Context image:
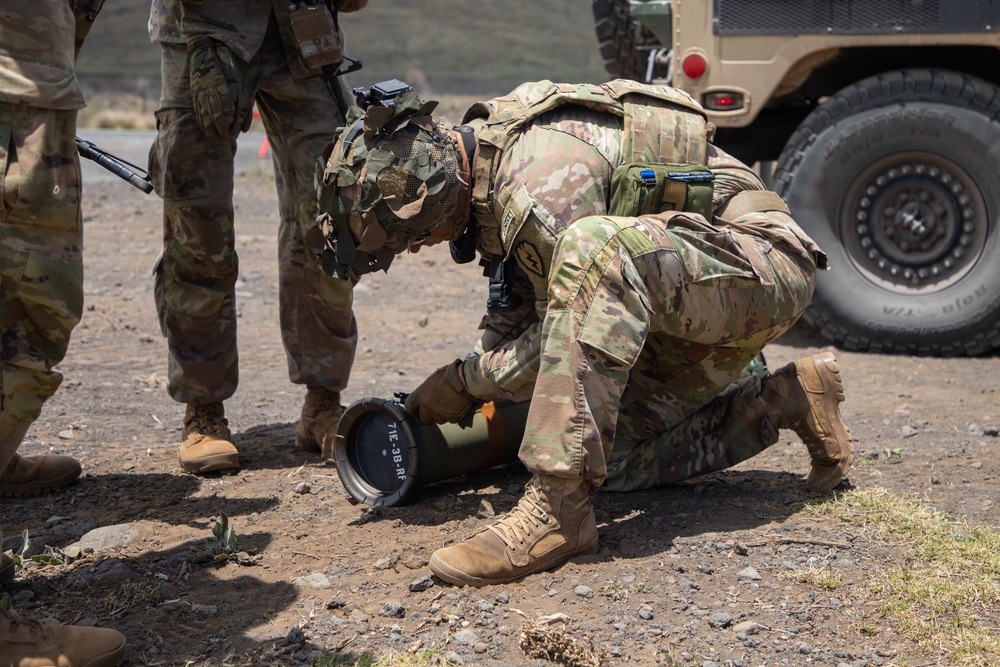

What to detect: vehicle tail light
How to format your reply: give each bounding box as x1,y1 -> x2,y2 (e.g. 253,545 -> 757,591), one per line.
681,53 -> 707,80
703,91 -> 745,111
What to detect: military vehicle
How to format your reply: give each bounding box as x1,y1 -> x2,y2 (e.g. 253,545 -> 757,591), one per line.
593,0 -> 1000,356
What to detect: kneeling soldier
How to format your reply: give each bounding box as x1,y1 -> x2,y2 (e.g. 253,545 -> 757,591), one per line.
316,80 -> 855,587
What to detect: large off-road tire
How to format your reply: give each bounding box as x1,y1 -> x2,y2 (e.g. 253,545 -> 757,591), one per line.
592,0 -> 663,81
774,69 -> 1000,356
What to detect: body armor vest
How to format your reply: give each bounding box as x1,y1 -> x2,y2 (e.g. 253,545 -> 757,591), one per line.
461,79 -> 712,226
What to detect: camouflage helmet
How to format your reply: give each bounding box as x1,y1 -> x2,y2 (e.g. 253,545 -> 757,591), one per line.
315,89 -> 471,281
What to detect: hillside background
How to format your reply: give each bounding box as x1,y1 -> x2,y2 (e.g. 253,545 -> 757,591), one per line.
79,0 -> 609,103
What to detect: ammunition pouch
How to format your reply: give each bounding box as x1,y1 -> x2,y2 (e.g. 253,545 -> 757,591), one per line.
608,163 -> 715,222
280,1 -> 362,79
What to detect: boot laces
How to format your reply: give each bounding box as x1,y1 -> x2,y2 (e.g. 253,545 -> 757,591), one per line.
1,609 -> 50,640
186,405 -> 229,439
489,482 -> 551,552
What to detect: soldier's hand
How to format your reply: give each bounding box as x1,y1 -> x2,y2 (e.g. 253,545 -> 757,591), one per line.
187,36 -> 253,139
404,360 -> 477,424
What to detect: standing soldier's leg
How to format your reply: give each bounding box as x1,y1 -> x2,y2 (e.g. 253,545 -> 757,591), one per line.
148,42 -> 245,473
255,24 -> 356,459
0,104 -> 83,496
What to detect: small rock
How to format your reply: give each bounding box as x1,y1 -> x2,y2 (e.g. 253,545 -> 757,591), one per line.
293,572 -> 332,589
69,524 -> 139,552
11,590 -> 34,606
476,599 -> 495,613
444,652 -> 464,666
708,612 -> 732,629
58,430 -> 74,440
797,642 -> 812,654
477,499 -> 495,519
737,567 -> 762,581
348,608 -> 369,623
638,604 -> 654,620
403,555 -> 427,570
473,642 -> 488,654
284,626 -> 306,646
380,602 -> 405,618
970,461 -> 983,469
732,620 -> 759,635
189,603 -> 219,617
373,556 -> 396,570
326,597 -> 347,609
293,482 -> 312,494
573,585 -> 594,599
495,592 -> 510,604
452,629 -> 478,645
900,425 -> 918,438
409,576 -> 434,592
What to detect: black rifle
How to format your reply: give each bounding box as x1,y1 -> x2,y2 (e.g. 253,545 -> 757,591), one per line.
75,137 -> 153,194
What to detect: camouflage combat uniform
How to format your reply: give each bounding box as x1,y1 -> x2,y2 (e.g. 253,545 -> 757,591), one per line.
147,0 -> 357,406
458,81 -> 827,491
0,0 -> 103,461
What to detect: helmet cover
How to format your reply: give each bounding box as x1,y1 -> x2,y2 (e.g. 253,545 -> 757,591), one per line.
315,90 -> 470,280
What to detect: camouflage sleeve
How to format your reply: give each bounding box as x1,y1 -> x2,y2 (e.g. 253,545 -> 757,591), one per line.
706,143 -> 767,210
707,143 -> 829,269
463,320 -> 543,404
73,0 -> 105,57
461,261 -> 542,401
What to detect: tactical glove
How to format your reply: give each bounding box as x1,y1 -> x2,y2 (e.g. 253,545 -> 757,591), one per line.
187,36 -> 252,139
405,360 -> 477,424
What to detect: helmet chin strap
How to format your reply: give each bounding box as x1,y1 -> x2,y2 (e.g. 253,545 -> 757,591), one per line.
449,125 -> 478,264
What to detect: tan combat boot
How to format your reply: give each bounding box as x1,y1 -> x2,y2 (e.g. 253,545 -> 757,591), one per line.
179,403 -> 239,474
0,454 -> 81,498
0,607 -> 126,667
429,475 -> 599,587
762,351 -> 855,492
295,387 -> 344,459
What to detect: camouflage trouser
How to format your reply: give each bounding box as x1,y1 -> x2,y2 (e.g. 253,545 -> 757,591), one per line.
148,19 -> 356,405
519,213 -> 816,491
0,102 -> 82,462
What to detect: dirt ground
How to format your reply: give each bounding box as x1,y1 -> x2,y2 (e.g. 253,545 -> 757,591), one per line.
2,159 -> 998,667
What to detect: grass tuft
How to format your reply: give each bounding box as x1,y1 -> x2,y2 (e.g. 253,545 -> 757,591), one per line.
802,487 -> 1000,666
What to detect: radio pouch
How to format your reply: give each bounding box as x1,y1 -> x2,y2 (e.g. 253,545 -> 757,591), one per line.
608,163 -> 714,222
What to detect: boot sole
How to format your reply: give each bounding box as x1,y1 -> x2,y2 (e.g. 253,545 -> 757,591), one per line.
0,460 -> 82,498
802,352 -> 854,492
180,453 -> 240,474
428,535 -> 600,588
86,634 -> 127,667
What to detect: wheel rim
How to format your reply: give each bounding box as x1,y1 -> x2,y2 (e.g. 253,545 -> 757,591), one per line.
840,152 -> 988,293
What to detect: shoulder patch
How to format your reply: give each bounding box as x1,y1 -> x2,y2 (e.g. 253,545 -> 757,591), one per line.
514,241 -> 545,278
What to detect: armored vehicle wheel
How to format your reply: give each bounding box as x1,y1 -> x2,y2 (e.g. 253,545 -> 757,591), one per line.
774,69 -> 1000,356
592,0 -> 664,81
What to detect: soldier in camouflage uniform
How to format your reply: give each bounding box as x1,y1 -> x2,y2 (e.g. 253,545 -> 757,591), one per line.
147,0 -> 369,474
317,81 -> 855,586
0,1 -> 128,663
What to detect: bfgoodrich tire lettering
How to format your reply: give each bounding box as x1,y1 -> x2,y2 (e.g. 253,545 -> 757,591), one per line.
774,69 -> 1000,356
